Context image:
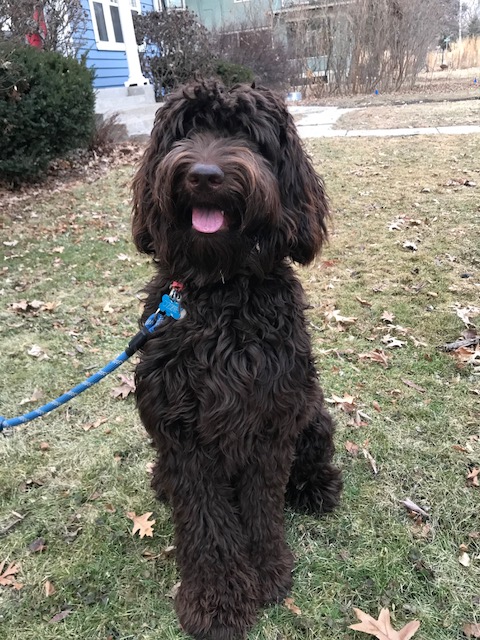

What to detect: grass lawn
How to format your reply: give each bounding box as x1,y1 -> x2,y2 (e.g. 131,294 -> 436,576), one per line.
333,99 -> 480,130
1,134 -> 479,640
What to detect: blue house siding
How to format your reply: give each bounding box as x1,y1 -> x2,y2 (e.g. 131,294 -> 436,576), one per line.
78,0 -> 155,89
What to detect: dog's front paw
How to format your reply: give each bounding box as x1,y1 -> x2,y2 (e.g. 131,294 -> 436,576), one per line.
257,551 -> 294,605
175,579 -> 258,640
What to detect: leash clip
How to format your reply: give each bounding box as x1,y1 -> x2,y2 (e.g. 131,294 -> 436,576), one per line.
158,282 -> 185,320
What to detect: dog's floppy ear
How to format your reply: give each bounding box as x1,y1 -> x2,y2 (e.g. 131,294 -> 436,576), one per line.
277,114 -> 329,265
132,88 -> 193,255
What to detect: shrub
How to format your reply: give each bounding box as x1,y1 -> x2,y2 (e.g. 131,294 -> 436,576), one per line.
213,24 -> 290,90
215,60 -> 254,87
0,43 -> 95,183
134,10 -> 215,98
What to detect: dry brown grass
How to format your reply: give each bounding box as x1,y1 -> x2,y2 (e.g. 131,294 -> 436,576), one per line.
0,134 -> 479,640
333,99 -> 480,130
427,37 -> 480,71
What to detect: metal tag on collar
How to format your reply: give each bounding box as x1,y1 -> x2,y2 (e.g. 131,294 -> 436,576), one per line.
158,282 -> 185,320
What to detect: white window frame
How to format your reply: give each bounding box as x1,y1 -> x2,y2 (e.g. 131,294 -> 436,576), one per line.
166,0 -> 186,9
89,0 -> 132,51
234,0 -> 251,3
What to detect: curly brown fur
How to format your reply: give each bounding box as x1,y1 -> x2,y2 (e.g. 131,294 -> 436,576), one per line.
132,80 -> 342,640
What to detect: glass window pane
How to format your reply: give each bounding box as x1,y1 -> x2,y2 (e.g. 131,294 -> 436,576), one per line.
93,2 -> 108,41
110,5 -> 124,43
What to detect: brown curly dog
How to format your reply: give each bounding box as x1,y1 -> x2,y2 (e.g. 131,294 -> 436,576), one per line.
132,80 -> 342,640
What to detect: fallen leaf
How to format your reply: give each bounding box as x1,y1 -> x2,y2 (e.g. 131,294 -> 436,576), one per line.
111,374 -> 135,399
467,468 -> 479,488
349,607 -> 420,639
39,442 -> 50,451
453,345 -> 480,367
320,260 -> 337,268
44,580 -> 56,597
382,334 -> 406,349
381,310 -> 395,323
358,350 -> 390,368
356,296 -> 372,307
325,309 -> 358,326
167,580 -> 182,599
400,499 -> 429,519
372,401 -> 381,412
402,379 -> 426,393
28,537 -> 46,553
28,344 -> 49,359
127,511 -> 155,538
163,544 -> 176,557
82,416 -> 108,432
284,597 -> 302,616
104,503 -> 116,513
459,552 -> 471,567
325,394 -> 357,413
362,446 -> 378,475
19,388 -> 44,405
49,609 -> 72,623
0,560 -> 23,590
345,440 -> 360,457
463,622 -> 480,637
455,306 -> 480,327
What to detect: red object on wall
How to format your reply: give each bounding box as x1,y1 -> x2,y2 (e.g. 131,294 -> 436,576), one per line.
26,6 -> 47,48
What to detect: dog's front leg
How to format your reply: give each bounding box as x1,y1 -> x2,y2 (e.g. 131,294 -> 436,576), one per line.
236,439 -> 295,605
169,451 -> 260,640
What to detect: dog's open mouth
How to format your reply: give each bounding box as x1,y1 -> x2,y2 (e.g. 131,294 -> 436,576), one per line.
191,207 -> 226,234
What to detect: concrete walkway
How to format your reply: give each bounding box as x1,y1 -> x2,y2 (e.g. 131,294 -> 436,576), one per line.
290,106 -> 480,139
108,102 -> 480,140
291,105 -> 480,139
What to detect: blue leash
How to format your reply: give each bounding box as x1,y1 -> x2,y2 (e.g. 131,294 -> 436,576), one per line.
0,284 -> 184,434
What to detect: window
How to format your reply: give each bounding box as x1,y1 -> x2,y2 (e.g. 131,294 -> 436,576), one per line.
130,0 -> 141,14
89,0 -> 127,50
165,0 -> 186,9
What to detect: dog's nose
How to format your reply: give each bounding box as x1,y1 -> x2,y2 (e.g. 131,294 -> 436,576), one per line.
187,163 -> 224,190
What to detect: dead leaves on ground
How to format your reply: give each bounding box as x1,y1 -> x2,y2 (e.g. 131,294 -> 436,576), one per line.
9,299 -> 60,315
127,511 -> 155,539
111,374 -> 135,399
0,560 -> 23,590
284,597 -> 302,616
350,607 -> 420,640
444,314 -> 480,372
466,468 -> 479,488
358,349 -> 390,368
344,438 -> 378,475
464,623 -> 480,638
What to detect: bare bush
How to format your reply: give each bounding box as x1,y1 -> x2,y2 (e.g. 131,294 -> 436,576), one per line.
213,21 -> 290,89
0,0 -> 87,56
134,9 -> 215,98
286,0 -> 454,96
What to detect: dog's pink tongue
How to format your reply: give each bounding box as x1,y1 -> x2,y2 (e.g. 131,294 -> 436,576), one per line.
192,208 -> 225,233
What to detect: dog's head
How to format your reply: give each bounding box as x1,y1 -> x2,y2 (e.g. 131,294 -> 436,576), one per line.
133,80 -> 329,285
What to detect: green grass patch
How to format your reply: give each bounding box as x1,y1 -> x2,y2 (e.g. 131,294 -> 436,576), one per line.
1,136 -> 479,639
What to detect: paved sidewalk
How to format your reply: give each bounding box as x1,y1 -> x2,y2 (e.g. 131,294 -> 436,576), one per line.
108,102 -> 480,140
291,105 -> 480,139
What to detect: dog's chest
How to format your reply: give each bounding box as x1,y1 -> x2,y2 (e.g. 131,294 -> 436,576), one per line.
137,274 -> 314,443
